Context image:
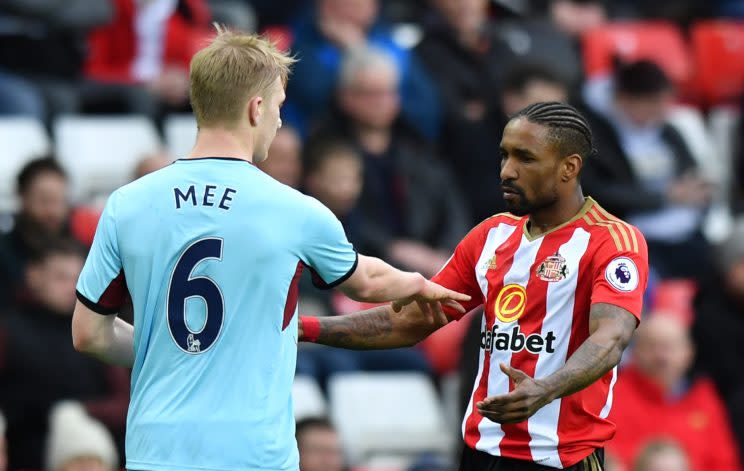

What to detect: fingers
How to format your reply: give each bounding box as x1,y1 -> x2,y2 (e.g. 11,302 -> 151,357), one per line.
431,301 -> 450,326
443,299 -> 466,314
500,362 -> 529,383
439,286 -> 472,302
422,281 -> 471,302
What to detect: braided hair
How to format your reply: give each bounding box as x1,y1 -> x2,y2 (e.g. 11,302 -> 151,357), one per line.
512,102 -> 594,160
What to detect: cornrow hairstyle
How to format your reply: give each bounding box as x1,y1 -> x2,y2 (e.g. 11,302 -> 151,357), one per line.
513,101 -> 594,160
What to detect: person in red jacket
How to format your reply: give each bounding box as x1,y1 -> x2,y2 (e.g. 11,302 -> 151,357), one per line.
608,313 -> 742,471
84,0 -> 211,114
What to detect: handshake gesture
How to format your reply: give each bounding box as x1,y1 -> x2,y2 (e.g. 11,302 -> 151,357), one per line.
391,277 -> 471,325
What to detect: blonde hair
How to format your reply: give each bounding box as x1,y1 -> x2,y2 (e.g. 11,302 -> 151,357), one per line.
189,25 -> 296,128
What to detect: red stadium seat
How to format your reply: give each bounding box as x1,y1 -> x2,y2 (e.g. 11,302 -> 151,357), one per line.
649,279 -> 698,326
582,21 -> 692,87
261,25 -> 294,53
690,21 -> 744,106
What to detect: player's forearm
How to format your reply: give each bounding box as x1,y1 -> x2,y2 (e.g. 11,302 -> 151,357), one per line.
305,306 -> 430,350
349,256 -> 426,302
77,317 -> 135,368
537,329 -> 627,401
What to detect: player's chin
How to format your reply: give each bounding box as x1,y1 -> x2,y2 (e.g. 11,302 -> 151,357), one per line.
504,201 -> 530,217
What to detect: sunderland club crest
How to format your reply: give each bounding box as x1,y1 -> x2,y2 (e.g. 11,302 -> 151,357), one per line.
536,252 -> 568,282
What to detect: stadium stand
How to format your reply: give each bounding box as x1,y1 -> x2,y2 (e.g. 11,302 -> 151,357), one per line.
54,115 -> 161,203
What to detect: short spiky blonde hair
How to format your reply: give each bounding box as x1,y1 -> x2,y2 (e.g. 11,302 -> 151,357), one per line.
189,25 -> 296,128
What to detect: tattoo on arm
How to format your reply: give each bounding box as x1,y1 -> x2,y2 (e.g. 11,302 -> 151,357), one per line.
316,306 -> 396,349
539,303 -> 637,401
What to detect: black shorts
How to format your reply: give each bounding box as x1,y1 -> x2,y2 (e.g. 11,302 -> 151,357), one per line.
459,446 -> 604,471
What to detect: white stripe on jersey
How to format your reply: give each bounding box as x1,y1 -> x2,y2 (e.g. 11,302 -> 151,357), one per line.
599,366 -> 618,419
462,224 -> 517,440
477,232 -> 543,456
527,228 -> 591,468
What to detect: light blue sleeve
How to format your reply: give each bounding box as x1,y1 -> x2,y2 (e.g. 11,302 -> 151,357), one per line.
76,193 -> 127,314
300,197 -> 358,289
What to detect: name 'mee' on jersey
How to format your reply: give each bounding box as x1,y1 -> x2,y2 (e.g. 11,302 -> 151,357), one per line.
75,157 -> 358,471
432,197 -> 649,469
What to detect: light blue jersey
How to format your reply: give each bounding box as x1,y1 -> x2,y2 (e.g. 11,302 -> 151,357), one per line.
76,157 -> 358,471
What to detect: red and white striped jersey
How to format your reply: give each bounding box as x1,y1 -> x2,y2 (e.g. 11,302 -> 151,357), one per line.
432,197 -> 648,469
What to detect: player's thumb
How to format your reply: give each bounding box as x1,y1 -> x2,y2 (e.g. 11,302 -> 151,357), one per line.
500,362 -> 528,383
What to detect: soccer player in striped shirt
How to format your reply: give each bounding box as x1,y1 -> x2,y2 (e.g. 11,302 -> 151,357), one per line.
300,102 -> 649,470
71,29 -> 469,471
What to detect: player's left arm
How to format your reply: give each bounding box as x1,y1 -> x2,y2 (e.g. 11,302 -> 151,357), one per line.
477,303 -> 637,424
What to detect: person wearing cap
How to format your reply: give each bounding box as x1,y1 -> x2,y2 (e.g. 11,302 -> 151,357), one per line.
45,402 -> 118,471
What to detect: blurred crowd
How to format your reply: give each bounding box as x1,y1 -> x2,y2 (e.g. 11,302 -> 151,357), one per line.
1,0 -> 744,470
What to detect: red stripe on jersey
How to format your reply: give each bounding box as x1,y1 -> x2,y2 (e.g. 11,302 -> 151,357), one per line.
498,229 -> 575,460
464,225 -> 524,449
556,220 -> 612,467
282,261 -> 304,331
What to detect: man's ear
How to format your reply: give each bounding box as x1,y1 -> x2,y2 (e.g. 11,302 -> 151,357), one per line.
248,96 -> 263,126
561,154 -> 583,182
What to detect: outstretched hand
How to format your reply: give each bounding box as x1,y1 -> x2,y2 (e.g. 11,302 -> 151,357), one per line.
476,363 -> 554,424
391,279 -> 470,313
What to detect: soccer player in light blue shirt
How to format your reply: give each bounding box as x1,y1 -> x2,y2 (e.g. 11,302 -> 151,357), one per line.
72,29 -> 468,471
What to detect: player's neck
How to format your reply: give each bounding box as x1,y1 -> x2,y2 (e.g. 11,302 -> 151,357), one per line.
527,190 -> 586,238
189,128 -> 255,163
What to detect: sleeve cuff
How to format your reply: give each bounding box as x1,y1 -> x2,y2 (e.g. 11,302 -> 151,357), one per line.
76,290 -> 119,315
310,252 -> 359,290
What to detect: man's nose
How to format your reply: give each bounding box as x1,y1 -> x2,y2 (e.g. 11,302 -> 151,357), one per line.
500,157 -> 518,182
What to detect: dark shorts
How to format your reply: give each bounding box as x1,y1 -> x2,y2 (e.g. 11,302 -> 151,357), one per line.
459,446 -> 604,471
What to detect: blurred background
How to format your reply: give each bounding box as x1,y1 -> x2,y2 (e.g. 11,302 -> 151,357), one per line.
1,0 -> 744,470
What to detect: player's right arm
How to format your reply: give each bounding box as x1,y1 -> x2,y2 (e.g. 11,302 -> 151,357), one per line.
337,254 -> 468,308
300,197 -> 470,307
72,192 -> 135,368
300,220 -> 486,349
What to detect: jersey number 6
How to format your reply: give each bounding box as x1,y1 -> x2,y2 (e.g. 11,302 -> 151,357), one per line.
167,237 -> 225,354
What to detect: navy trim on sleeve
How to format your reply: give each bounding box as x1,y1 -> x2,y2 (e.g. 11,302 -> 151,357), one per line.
310,252 -> 359,290
76,290 -> 119,315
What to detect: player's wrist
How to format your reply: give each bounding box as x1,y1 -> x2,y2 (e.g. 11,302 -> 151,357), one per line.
299,315 -> 321,342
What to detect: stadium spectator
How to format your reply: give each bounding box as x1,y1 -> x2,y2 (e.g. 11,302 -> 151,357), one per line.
45,402 -> 118,471
581,60 -> 713,279
0,240 -> 129,471
133,151 -> 173,180
310,46 -> 469,277
0,157 -> 75,309
693,219 -> 744,452
547,0 -> 608,39
0,0 -> 114,122
415,1 -> 515,224
296,417 -> 345,471
84,0 -> 212,120
633,440 -> 690,471
257,126 -> 303,189
608,314 -> 742,471
284,0 -> 441,138
303,138 -> 364,243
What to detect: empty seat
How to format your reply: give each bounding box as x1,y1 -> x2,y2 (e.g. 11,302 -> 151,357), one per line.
54,115 -> 161,203
582,21 -> 692,86
691,21 -> 744,106
163,114 -> 198,159
329,373 -> 453,465
0,117 -> 51,212
293,375 -> 327,422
